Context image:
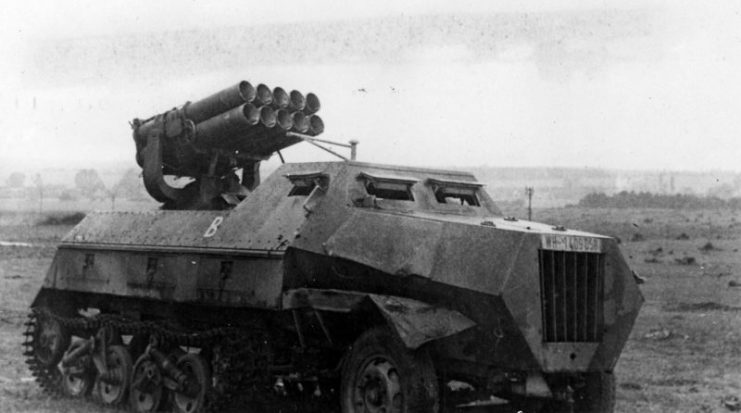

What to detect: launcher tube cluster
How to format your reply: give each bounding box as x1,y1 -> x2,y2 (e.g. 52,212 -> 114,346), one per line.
132,80 -> 323,178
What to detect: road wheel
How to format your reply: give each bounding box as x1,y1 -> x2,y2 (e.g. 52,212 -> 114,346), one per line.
340,327 -> 439,413
130,354 -> 164,413
573,372 -> 615,413
95,344 -> 133,406
172,353 -> 211,413
61,341 -> 94,398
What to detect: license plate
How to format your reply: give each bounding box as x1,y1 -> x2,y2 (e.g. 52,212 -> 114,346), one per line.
541,235 -> 602,253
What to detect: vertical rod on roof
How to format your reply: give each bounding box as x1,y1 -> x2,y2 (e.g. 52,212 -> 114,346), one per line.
350,140 -> 358,161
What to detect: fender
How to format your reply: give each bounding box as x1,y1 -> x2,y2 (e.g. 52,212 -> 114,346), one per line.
282,288 -> 476,349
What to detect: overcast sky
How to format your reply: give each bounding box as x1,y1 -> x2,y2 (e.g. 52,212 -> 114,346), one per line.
1,0 -> 740,172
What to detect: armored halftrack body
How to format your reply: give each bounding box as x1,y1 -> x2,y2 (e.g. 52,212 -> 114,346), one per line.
25,81 -> 643,413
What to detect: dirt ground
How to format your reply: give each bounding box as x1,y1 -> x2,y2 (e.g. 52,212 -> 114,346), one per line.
0,207 -> 739,412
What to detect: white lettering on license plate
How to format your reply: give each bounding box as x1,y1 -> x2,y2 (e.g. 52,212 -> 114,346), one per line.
541,235 -> 602,253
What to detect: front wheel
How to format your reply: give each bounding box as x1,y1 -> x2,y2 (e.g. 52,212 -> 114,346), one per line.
340,327 -> 439,413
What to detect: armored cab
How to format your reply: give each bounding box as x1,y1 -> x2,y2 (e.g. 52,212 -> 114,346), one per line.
24,80 -> 643,413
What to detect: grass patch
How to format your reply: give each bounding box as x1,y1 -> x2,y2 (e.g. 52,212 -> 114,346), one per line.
36,212 -> 85,226
664,302 -> 741,312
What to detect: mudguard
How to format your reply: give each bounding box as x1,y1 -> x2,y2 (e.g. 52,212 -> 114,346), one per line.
282,288 -> 476,349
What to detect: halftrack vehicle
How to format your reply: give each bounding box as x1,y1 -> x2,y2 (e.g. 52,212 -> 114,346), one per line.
24,80 -> 643,412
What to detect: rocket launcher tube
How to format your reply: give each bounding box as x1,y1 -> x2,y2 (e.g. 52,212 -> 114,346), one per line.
230,105 -> 277,144
307,115 -> 324,135
291,112 -> 310,133
240,109 -> 297,155
193,104 -> 261,148
259,105 -> 277,128
289,90 -> 306,111
275,109 -> 294,131
254,84 -> 274,106
304,92 -> 321,115
248,110 -> 296,154
272,87 -> 290,109
184,81 -> 256,124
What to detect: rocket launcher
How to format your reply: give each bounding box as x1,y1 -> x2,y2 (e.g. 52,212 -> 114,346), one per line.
131,81 -> 323,210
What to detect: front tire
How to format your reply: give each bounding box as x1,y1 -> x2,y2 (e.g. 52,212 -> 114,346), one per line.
340,327 -> 439,413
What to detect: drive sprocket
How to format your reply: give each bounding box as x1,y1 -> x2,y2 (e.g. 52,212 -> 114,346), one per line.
22,309 -> 68,395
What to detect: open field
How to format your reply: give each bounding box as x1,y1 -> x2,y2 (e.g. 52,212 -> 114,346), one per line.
0,207 -> 739,412
531,207 -> 741,413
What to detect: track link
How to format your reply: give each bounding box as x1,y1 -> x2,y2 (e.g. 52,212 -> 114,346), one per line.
23,311 -> 64,396
23,307 -> 268,412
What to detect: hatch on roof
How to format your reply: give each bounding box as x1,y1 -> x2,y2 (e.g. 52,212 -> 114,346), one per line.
284,171 -> 328,196
426,178 -> 482,207
357,172 -> 417,201
357,172 -> 418,185
284,171 -> 328,182
425,178 -> 483,189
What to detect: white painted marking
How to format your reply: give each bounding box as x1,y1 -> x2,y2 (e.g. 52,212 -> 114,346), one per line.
203,216 -> 224,238
541,235 -> 602,253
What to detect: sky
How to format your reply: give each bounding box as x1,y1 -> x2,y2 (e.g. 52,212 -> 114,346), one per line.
1,0 -> 741,173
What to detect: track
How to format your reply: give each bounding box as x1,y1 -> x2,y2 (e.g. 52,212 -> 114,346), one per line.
23,311 -> 64,396
22,307 -> 275,413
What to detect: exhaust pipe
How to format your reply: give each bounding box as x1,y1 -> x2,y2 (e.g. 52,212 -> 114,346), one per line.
272,87 -> 290,109
193,104 -> 260,147
184,81 -> 256,124
304,92 -> 320,115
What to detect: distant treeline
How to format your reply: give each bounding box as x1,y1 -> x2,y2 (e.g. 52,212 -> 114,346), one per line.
577,191 -> 741,209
